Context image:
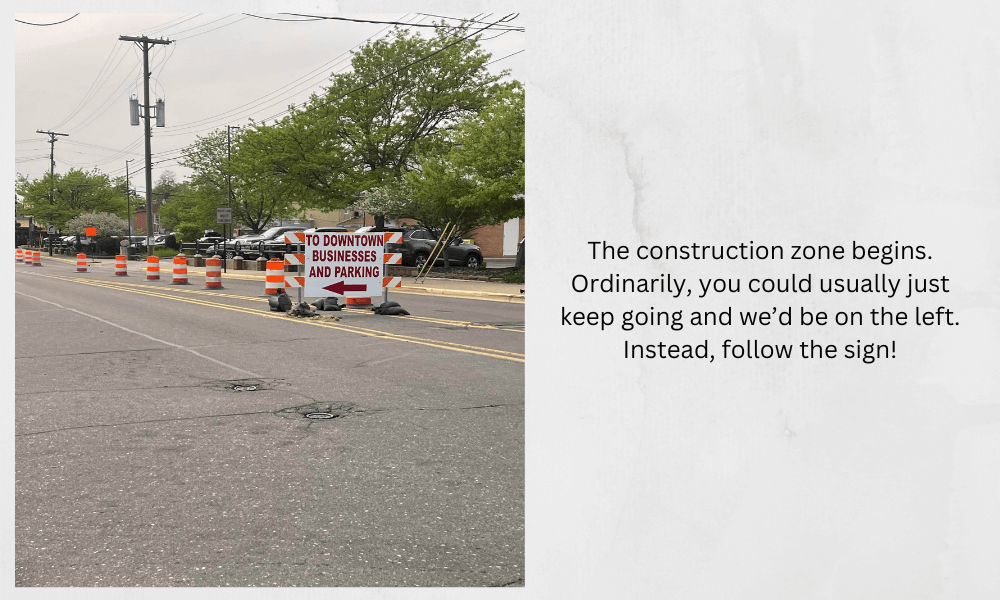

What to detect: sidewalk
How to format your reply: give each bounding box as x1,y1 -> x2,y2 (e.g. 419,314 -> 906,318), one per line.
49,256 -> 525,303
396,277 -> 524,303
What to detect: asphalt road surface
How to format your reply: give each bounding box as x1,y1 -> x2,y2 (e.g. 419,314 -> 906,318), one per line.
15,256 -> 524,587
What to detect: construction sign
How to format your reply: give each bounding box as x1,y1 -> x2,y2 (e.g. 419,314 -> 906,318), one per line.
304,231 -> 385,297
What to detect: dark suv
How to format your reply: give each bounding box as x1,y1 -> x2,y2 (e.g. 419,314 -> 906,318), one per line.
398,228 -> 484,269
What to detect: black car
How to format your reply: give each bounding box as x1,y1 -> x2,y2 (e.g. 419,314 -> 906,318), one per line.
258,226 -> 348,259
397,228 -> 484,269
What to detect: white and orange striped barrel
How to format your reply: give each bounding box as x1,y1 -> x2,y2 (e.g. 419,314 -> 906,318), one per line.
76,253 -> 87,272
205,256 -> 223,288
115,255 -> 127,276
16,248 -> 23,263
32,251 -> 42,266
265,258 -> 284,294
146,256 -> 160,280
171,254 -> 188,284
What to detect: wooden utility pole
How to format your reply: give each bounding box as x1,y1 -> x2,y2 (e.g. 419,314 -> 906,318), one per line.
118,34 -> 171,254
35,129 -> 67,255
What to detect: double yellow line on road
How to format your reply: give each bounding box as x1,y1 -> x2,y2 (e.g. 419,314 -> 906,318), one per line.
38,273 -> 524,363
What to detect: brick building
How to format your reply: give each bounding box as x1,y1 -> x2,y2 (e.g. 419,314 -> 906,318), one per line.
302,208 -> 524,259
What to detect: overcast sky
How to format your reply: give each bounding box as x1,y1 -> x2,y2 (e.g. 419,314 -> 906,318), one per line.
14,10 -> 525,196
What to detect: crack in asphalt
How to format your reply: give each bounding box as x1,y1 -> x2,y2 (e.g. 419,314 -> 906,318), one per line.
16,347 -> 172,359
491,576 -> 525,587
15,395 -> 517,437
357,403 -> 522,415
15,409 -> 279,437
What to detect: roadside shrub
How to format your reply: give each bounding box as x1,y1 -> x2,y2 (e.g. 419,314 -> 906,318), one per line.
94,236 -> 122,256
153,247 -> 188,258
499,268 -> 524,284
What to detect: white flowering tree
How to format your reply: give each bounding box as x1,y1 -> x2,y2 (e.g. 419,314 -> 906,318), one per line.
64,212 -> 129,236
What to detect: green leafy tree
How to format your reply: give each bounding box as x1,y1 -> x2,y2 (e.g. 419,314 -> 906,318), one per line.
151,170 -> 184,206
157,188 -> 215,242
15,169 -> 125,230
250,23 -> 505,223
181,128 -> 300,234
402,82 -> 525,239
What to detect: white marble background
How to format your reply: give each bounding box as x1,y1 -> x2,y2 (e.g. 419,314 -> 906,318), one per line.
528,1 -> 1000,599
6,1 -> 1000,599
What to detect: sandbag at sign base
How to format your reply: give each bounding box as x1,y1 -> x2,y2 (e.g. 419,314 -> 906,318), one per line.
311,297 -> 343,311
268,292 -> 291,312
372,300 -> 410,316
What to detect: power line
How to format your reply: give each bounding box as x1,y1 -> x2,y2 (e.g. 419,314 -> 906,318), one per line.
486,49 -> 524,66
260,14 -> 517,124
241,14 -> 328,22
276,13 -> 523,31
415,12 -> 524,30
147,14 -> 201,35
158,14 -> 240,37
51,43 -> 128,130
173,15 -> 251,41
15,14 -> 79,26
150,14 -> 428,137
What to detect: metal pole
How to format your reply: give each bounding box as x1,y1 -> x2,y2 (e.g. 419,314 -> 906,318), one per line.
225,125 -> 239,272
125,159 -> 133,258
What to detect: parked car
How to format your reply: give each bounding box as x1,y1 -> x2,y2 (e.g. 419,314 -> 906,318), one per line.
258,226 -> 348,259
208,225 -> 309,259
398,228 -> 484,269
197,230 -> 225,244
129,234 -> 168,253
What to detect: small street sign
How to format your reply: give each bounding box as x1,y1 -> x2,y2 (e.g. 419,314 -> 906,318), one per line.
47,225 -> 55,234
216,208 -> 232,224
304,231 -> 385,298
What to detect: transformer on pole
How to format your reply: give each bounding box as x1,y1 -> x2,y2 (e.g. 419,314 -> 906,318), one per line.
119,34 -> 172,253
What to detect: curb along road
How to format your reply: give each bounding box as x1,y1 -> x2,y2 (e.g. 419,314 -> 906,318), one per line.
41,255 -> 525,303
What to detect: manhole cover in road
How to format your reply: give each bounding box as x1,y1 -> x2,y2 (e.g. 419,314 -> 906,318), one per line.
305,412 -> 336,419
204,379 -> 284,393
276,401 -> 358,421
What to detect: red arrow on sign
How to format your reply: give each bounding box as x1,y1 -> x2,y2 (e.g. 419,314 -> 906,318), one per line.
322,281 -> 367,295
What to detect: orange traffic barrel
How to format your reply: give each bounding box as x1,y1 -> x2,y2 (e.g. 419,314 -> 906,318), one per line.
171,254 -> 188,284
345,296 -> 372,306
115,255 -> 127,276
146,256 -> 160,280
205,256 -> 223,288
265,258 -> 284,294
76,253 -> 87,272
16,248 -> 23,263
32,251 -> 42,266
